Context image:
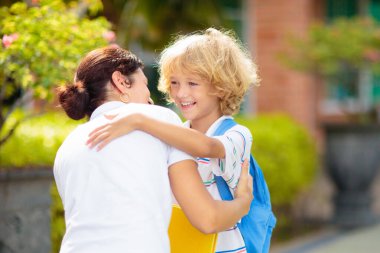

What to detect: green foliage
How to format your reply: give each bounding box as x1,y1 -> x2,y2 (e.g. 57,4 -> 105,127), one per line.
280,17 -> 380,77
0,0 -> 110,99
0,111 -> 317,249
0,0 -> 111,145
236,114 -> 317,206
0,111 -> 82,168
117,0 -> 225,50
51,183 -> 65,253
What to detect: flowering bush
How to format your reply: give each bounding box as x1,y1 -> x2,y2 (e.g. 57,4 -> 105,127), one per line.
280,17 -> 380,122
2,33 -> 19,48
0,0 -> 112,146
0,111 -> 82,169
282,17 -> 380,76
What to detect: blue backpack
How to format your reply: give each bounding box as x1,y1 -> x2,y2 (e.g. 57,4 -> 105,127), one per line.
213,118 -> 276,253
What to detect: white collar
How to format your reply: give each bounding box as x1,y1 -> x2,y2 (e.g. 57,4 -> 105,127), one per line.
205,115 -> 233,136
90,101 -> 126,121
184,115 -> 233,136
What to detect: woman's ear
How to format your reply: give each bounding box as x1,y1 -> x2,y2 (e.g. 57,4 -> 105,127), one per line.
111,71 -> 128,93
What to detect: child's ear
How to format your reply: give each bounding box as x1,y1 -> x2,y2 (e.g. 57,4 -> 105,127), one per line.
215,90 -> 224,99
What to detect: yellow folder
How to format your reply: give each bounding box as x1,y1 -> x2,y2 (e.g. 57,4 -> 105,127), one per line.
168,205 -> 218,253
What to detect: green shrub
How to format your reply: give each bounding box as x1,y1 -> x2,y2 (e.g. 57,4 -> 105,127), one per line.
0,0 -> 110,146
51,183 -> 65,253
0,111 -> 82,168
1,112 -> 318,250
236,114 -> 318,241
236,114 -> 317,206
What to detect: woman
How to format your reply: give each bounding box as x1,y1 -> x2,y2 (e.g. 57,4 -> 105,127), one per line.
54,45 -> 252,253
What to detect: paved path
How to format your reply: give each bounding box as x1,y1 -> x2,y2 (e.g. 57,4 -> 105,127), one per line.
270,222 -> 380,253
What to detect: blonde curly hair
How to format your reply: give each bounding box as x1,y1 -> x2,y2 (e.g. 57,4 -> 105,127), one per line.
158,28 -> 259,115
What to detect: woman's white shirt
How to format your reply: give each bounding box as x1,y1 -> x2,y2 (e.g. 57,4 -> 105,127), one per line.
54,102 -> 193,253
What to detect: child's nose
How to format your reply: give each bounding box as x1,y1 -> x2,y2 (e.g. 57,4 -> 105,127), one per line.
176,85 -> 189,98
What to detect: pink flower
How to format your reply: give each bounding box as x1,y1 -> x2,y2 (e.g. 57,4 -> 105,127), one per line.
363,49 -> 380,62
2,34 -> 19,48
103,31 -> 116,43
108,43 -> 120,49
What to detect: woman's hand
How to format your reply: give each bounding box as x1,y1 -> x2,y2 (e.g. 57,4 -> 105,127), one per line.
87,113 -> 143,151
234,159 -> 253,214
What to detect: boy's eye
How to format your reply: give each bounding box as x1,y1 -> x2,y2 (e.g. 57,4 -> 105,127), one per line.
170,81 -> 178,86
189,82 -> 198,86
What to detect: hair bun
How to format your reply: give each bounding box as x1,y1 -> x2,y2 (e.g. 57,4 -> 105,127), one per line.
73,80 -> 86,92
57,82 -> 90,120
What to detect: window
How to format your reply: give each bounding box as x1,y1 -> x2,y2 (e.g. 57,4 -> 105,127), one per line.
324,0 -> 380,113
369,0 -> 380,104
327,0 -> 358,20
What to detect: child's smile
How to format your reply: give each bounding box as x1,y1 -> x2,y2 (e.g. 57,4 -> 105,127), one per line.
170,71 -> 222,132
179,101 -> 196,110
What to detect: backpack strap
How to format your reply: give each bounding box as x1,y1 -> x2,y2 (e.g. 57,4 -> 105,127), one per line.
213,118 -> 237,136
212,118 -> 271,207
214,176 -> 234,201
212,118 -> 237,201
249,154 -> 270,206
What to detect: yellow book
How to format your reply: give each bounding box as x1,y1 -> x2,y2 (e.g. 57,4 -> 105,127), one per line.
168,204 -> 218,253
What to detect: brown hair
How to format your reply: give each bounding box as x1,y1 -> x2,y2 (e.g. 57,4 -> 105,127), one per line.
57,46 -> 143,120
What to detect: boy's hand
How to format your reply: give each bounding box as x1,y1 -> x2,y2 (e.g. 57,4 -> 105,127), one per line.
86,113 -> 142,151
234,159 -> 253,214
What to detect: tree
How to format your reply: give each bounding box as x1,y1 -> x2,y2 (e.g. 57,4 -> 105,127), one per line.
280,17 -> 380,122
105,0 -> 225,51
0,0 -> 113,146
281,18 -> 380,77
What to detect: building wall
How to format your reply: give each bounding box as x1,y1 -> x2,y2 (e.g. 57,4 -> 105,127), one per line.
247,0 -> 324,138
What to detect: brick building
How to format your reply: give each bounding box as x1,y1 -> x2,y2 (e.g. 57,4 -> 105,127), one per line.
243,0 -> 380,145
244,0 -> 380,220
